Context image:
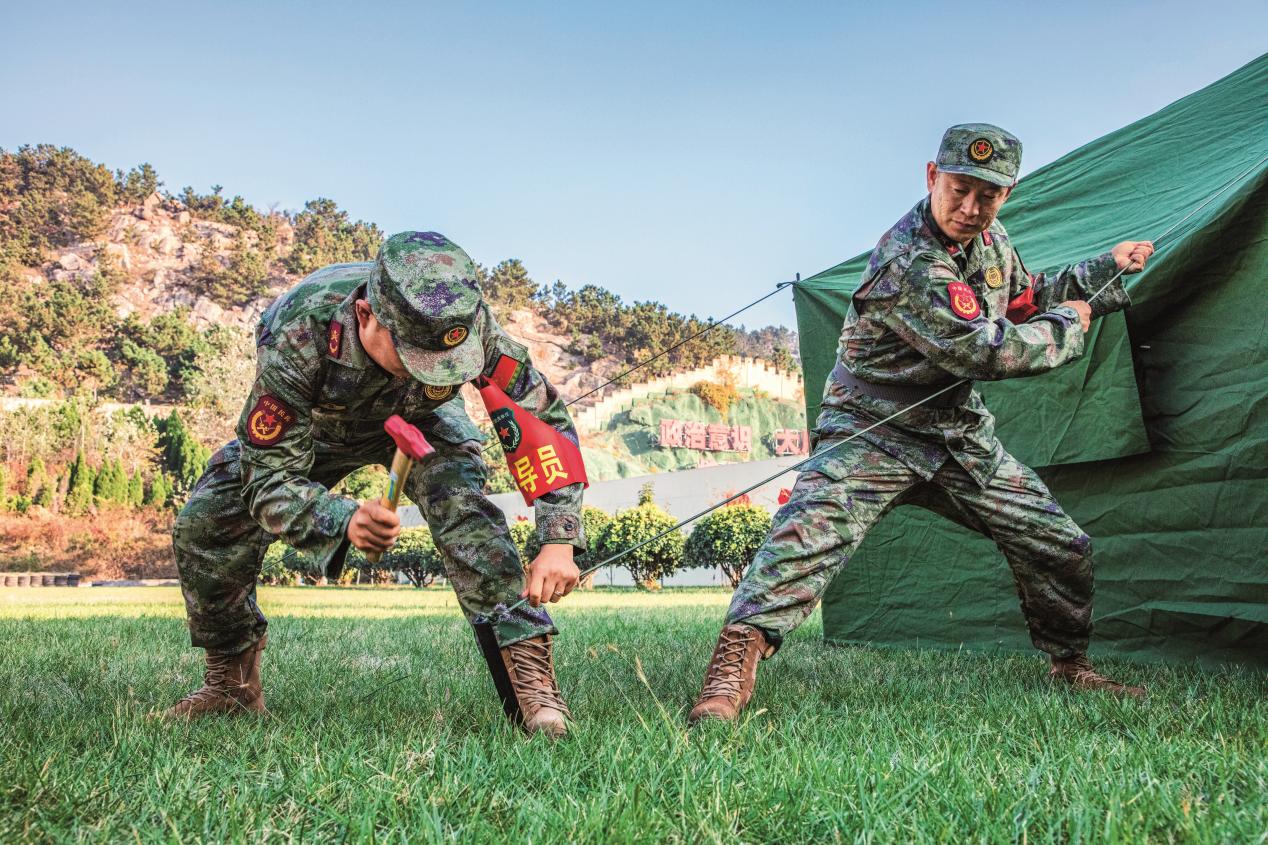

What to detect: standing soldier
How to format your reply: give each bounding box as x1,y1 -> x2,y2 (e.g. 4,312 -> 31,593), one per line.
162,231 -> 586,737
689,125 -> 1156,724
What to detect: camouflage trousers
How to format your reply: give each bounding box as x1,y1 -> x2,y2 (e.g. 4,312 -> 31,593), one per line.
726,436 -> 1093,658
173,433 -> 553,654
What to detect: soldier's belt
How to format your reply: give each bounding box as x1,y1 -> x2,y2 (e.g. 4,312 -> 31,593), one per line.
831,362 -> 972,409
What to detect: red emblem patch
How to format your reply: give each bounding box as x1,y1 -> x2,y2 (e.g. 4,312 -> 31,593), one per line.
981,231 -> 993,246
246,395 -> 297,447
327,320 -> 343,357
947,282 -> 981,320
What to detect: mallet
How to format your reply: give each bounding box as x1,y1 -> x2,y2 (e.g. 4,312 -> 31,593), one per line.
365,415 -> 434,564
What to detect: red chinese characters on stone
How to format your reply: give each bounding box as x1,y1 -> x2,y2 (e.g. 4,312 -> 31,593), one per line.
773,429 -> 810,457
658,418 -> 752,452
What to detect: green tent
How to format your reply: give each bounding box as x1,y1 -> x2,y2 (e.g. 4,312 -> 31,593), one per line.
795,55 -> 1267,666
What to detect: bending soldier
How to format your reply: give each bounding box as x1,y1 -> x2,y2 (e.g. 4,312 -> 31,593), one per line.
163,231 -> 585,737
690,124 -> 1155,724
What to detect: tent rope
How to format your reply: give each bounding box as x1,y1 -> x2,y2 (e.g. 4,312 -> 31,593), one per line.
494,150 -> 1268,610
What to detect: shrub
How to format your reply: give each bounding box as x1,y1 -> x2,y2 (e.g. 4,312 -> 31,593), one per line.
684,504 -> 772,588
692,380 -> 740,416
597,486 -> 683,589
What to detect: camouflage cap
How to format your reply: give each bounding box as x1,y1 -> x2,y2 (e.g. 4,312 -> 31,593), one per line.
936,123 -> 1022,187
367,231 -> 485,386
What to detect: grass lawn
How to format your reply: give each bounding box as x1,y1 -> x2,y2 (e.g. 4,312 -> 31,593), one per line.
0,586 -> 1263,843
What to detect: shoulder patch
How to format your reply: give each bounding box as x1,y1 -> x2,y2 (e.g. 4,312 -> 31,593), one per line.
947,282 -> 981,320
246,395 -> 298,447
326,320 -> 343,357
981,231 -> 993,247
485,336 -> 529,391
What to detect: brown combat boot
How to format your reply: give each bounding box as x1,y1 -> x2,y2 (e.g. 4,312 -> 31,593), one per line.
688,624 -> 770,725
1049,654 -> 1146,700
501,635 -> 571,738
161,636 -> 268,718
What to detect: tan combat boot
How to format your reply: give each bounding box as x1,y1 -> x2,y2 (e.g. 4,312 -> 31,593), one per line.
500,635 -> 571,738
162,636 -> 268,718
688,624 -> 770,725
1049,654 -> 1146,700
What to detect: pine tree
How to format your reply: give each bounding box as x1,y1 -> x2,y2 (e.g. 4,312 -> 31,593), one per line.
25,458 -> 48,503
65,451 -> 95,515
127,470 -> 144,508
144,473 -> 171,508
158,411 -> 211,493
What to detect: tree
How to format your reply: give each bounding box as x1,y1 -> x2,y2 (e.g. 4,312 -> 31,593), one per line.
126,469 -> 145,508
144,472 -> 171,509
93,458 -> 127,504
483,259 -> 540,311
684,504 -> 772,588
25,458 -> 49,505
0,144 -> 119,267
596,485 -> 684,589
65,451 -> 95,515
115,163 -> 160,202
382,527 -> 446,587
284,198 -> 382,275
157,411 -> 210,494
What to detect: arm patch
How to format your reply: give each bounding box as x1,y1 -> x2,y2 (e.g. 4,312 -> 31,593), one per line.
485,336 -> 529,392
246,395 -> 298,446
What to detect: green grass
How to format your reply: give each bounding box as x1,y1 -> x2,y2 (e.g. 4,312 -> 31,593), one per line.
0,587 -> 1263,843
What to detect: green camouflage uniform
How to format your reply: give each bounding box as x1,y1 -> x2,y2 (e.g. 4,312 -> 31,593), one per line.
727,125 -> 1131,658
174,233 -> 585,654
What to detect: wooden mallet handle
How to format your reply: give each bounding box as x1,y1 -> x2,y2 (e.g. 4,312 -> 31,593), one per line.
365,415 -> 434,564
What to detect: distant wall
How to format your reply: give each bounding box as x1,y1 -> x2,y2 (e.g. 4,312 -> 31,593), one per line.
573,355 -> 803,432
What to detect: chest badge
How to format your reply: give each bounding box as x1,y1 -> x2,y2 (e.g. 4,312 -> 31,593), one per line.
947,282 -> 981,320
984,266 -> 1004,289
424,384 -> 453,402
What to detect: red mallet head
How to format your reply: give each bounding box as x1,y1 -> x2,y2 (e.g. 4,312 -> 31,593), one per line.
384,415 -> 434,461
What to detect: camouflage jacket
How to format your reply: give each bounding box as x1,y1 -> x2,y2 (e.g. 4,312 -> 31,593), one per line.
814,197 -> 1131,486
237,263 -> 586,569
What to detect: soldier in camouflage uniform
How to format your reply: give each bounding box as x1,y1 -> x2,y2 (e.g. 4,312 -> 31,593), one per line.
690,125 -> 1156,723
163,231 -> 584,737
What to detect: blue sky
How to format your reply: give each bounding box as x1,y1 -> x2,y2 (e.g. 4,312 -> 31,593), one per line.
3,1 -> 1264,330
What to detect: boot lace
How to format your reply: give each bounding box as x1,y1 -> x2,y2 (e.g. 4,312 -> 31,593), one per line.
700,628 -> 753,702
177,652 -> 235,706
506,638 -> 571,716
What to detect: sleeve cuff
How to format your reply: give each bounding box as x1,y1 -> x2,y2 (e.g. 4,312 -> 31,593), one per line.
534,506 -> 586,552
1084,252 -> 1132,318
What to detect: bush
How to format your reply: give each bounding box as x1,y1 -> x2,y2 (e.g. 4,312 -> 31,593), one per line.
684,504 -> 772,588
144,473 -> 172,509
691,380 -> 740,416
381,526 -> 446,587
596,485 -> 683,589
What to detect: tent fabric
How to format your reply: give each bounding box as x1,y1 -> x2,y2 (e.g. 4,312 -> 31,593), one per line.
797,54 -> 1268,666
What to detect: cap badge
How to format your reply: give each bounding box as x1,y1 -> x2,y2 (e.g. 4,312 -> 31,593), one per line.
424,384 -> 454,401
442,326 -> 468,347
968,138 -> 994,162
985,266 -> 1004,289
